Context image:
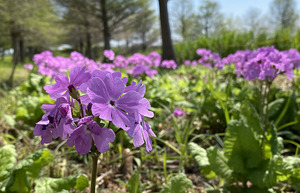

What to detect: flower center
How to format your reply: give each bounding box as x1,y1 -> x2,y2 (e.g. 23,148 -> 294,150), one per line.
48,115 -> 54,124
42,125 -> 47,130
109,100 -> 115,106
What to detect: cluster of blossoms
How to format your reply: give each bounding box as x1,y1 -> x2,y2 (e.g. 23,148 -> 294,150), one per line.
182,46 -> 300,82
196,48 -> 223,69
32,50 -> 180,80
184,60 -> 198,66
34,66 -> 156,154
172,108 -> 184,118
184,49 -> 223,69
222,46 -> 299,81
160,60 -> 177,69
24,64 -> 33,70
33,51 -> 102,78
103,50 -> 115,61
124,53 -> 159,78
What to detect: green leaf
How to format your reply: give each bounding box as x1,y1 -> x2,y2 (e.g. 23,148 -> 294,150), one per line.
5,169 -> 30,193
34,175 -> 89,193
291,177 -> 300,190
2,115 -> 16,127
248,156 -> 293,188
0,145 -> 17,182
16,108 -> 29,120
274,97 -> 291,127
207,84 -> 230,124
188,142 -> 209,167
127,170 -> 142,193
223,120 -> 262,174
74,175 -> 89,191
14,149 -> 54,178
268,98 -> 285,119
284,156 -> 300,189
160,173 -> 193,193
240,101 -> 263,136
188,142 -> 216,178
1,149 -> 54,193
206,146 -> 232,179
270,126 -> 283,156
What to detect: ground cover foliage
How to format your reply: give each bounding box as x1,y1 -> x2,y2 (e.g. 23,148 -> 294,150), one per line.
0,47 -> 300,193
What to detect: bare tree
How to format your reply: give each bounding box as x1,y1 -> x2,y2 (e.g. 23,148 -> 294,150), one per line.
133,3 -> 158,51
197,0 -> 222,37
0,0 -> 60,87
269,0 -> 299,29
243,7 -> 268,37
170,0 -> 195,41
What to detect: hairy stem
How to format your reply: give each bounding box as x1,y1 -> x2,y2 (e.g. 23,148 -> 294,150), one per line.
90,154 -> 99,193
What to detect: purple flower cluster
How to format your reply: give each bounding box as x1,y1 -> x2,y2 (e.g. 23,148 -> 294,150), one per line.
32,50 -> 164,80
131,65 -> 158,79
222,46 -> 297,81
184,49 -> 223,69
173,108 -> 184,118
184,46 -> 300,82
104,50 -> 115,61
33,51 -> 102,78
24,64 -> 33,70
125,52 -> 160,77
184,60 -> 198,66
35,66 -> 156,154
161,60 -> 177,69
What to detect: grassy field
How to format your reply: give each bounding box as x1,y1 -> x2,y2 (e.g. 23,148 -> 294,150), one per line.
0,56 -> 30,89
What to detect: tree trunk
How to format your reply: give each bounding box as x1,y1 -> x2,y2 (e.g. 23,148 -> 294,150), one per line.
1,48 -> 4,61
79,39 -> 84,54
85,31 -> 94,59
19,36 -> 25,63
28,46 -> 33,61
158,0 -> 176,62
141,33 -> 147,52
8,28 -> 21,87
100,0 -> 111,50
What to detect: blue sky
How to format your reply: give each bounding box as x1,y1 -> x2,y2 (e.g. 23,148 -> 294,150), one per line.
153,0 -> 300,18
192,0 -> 271,17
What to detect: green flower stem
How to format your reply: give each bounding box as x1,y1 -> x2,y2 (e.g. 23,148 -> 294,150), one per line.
90,153 -> 99,193
107,121 -> 112,128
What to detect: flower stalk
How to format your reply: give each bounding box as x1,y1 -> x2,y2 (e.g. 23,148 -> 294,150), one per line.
90,153 -> 99,193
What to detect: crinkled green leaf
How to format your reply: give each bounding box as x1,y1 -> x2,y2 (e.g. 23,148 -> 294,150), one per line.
249,156 -> 293,188
0,145 -> 17,182
270,126 -> 283,156
188,142 -> 216,178
224,120 -> 262,174
284,156 -> 300,190
268,98 -> 285,119
160,173 -> 193,193
240,101 -> 263,136
284,156 -> 300,168
207,146 -> 232,179
188,142 -> 209,167
74,175 -> 89,191
127,170 -> 142,193
16,108 -> 29,120
14,149 -> 54,178
34,175 -> 89,193
5,169 -> 30,193
2,115 -> 16,127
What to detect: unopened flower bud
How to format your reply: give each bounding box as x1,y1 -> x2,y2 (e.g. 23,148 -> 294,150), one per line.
68,84 -> 80,101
